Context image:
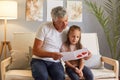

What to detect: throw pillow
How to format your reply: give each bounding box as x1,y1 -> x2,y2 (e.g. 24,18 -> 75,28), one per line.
7,50 -> 30,70
84,54 -> 103,69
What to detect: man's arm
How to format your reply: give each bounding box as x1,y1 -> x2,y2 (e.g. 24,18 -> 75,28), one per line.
33,38 -> 63,60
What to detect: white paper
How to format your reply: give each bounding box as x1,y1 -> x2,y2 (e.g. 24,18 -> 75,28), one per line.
61,48 -> 88,61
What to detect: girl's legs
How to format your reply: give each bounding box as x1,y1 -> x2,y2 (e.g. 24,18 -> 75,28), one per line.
82,66 -> 94,80
66,67 -> 80,80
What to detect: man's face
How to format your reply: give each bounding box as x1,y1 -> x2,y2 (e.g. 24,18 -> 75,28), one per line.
53,16 -> 68,32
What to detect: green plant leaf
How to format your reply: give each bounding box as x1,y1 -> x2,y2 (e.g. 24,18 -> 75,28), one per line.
84,0 -> 120,60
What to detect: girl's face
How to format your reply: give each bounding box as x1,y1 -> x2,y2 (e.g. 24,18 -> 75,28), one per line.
68,29 -> 81,45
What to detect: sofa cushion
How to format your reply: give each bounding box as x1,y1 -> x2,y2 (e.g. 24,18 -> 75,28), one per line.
12,33 -> 35,52
91,68 -> 115,79
5,70 -> 34,80
7,50 -> 31,70
84,54 -> 103,69
81,33 -> 103,69
5,68 -> 115,80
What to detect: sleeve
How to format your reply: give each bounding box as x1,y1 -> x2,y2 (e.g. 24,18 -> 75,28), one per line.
35,23 -> 48,41
60,43 -> 67,52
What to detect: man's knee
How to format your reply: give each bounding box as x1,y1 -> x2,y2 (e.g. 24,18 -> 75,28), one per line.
50,71 -> 65,80
33,72 -> 49,80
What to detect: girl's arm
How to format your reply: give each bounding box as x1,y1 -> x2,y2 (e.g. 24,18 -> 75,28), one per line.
65,61 -> 76,70
78,59 -> 84,71
76,59 -> 84,78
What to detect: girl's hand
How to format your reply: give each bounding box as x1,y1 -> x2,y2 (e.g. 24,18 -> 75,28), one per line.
75,68 -> 84,78
74,67 -> 79,73
78,71 -> 83,78
84,51 -> 92,60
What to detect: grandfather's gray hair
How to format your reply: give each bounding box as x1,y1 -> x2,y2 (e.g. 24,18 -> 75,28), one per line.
51,6 -> 67,21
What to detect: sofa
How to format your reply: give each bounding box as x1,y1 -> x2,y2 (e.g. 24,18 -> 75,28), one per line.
1,32 -> 119,80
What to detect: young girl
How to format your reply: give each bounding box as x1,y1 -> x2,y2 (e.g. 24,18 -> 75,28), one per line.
60,25 -> 93,80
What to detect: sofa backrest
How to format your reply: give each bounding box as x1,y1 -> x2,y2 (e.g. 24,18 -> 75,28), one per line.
12,33 -> 35,52
11,33 -> 100,54
11,32 -> 102,68
81,33 -> 100,55
81,33 -> 102,68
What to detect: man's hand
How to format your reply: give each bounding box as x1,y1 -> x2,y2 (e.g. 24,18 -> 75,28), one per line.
52,52 -> 63,60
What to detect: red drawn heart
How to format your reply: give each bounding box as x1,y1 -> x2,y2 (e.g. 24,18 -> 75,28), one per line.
77,54 -> 82,58
82,52 -> 87,55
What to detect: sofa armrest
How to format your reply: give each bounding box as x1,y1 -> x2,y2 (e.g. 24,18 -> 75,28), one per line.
101,56 -> 119,79
1,57 -> 12,80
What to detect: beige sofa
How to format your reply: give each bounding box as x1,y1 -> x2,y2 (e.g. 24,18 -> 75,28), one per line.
1,33 -> 119,80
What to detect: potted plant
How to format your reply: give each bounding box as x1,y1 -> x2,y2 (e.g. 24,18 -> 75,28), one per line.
84,0 -> 120,60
